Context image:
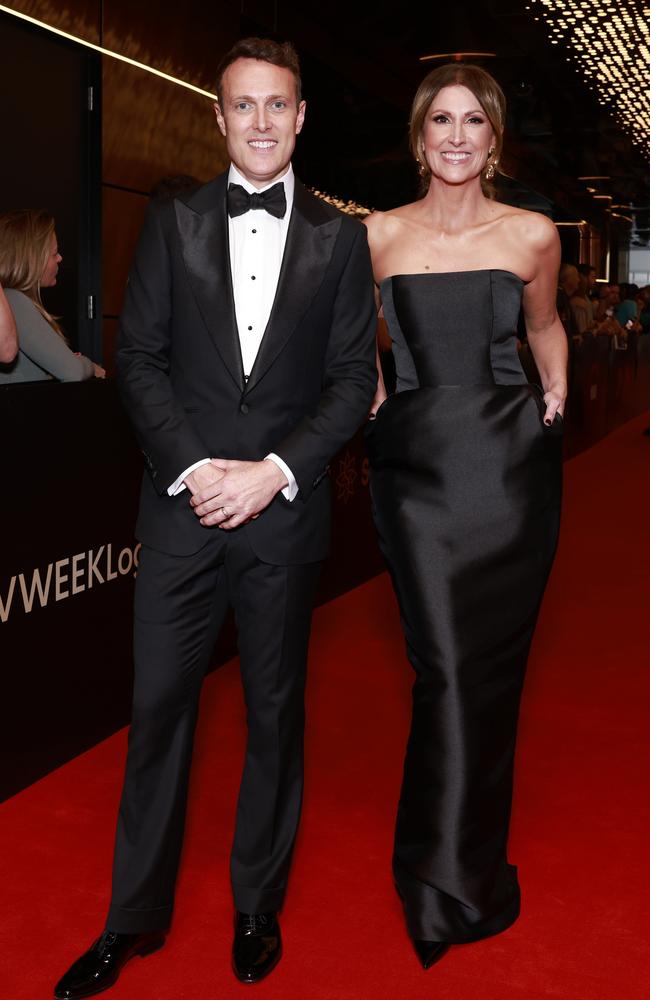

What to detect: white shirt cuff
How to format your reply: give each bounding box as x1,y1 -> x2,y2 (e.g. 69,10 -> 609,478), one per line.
168,458 -> 211,496
265,453 -> 298,501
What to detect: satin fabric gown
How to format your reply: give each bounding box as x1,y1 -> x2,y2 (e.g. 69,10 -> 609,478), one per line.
366,270 -> 562,944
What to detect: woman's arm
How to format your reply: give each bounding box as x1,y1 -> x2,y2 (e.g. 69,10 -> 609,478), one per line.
521,217 -> 568,423
0,283 -> 18,363
6,290 -> 96,381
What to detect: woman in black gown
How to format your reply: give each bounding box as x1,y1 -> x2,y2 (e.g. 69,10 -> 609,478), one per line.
364,64 -> 567,969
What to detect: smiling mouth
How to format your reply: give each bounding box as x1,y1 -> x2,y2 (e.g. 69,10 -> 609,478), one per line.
248,140 -> 277,150
440,151 -> 472,163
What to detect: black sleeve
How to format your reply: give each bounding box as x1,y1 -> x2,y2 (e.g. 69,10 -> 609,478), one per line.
115,202 -> 208,495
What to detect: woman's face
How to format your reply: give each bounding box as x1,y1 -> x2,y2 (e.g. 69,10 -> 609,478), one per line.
41,231 -> 62,287
420,84 -> 496,186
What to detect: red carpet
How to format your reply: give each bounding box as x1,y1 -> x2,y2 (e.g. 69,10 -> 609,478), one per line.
2,413 -> 649,999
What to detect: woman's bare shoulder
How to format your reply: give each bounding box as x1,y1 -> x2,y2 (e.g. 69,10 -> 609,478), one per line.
364,203 -> 421,246
498,205 -> 558,251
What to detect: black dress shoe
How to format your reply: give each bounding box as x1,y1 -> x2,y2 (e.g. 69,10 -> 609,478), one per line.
412,939 -> 449,970
232,911 -> 282,984
54,930 -> 166,999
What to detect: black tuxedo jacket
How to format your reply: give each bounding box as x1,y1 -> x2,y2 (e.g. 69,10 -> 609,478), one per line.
116,172 -> 377,564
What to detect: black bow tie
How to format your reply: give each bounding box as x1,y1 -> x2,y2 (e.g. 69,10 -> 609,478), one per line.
227,181 -> 287,220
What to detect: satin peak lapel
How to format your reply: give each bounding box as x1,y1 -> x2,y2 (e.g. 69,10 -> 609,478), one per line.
174,191 -> 244,391
246,183 -> 342,392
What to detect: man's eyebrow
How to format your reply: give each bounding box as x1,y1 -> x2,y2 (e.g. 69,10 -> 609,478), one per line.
230,93 -> 292,102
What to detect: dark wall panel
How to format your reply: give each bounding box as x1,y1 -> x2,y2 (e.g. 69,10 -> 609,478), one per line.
102,58 -> 228,193
5,0 -> 239,82
0,12 -> 100,352
103,0 -> 239,94
102,187 -> 147,317
5,0 -> 100,43
0,381 -> 140,801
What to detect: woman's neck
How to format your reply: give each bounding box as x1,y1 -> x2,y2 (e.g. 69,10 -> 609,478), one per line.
418,177 -> 493,236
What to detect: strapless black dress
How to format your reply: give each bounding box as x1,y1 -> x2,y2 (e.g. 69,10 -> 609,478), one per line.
366,270 -> 562,944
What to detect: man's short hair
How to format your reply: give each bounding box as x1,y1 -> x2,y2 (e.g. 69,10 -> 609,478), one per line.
577,263 -> 596,277
559,262 -> 577,284
216,37 -> 302,107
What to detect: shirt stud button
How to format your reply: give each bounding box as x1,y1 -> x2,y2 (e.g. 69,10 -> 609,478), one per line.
251,275 -> 256,280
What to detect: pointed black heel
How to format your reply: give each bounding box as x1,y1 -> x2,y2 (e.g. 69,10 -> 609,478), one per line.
412,939 -> 449,969
395,882 -> 449,970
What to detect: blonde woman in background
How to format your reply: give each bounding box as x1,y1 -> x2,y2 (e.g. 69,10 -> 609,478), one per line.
0,209 -> 105,382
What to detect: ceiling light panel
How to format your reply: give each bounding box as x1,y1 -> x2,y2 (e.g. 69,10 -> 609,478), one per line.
527,0 -> 650,159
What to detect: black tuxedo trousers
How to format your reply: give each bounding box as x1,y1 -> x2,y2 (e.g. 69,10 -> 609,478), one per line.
107,532 -> 322,932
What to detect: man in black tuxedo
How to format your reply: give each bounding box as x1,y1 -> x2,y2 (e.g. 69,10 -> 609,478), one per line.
55,37 -> 376,998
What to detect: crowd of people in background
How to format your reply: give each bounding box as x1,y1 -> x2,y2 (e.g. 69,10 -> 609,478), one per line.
556,261 -> 650,346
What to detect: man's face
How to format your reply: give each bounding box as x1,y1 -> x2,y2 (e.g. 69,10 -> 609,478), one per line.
215,58 -> 305,188
41,231 -> 62,287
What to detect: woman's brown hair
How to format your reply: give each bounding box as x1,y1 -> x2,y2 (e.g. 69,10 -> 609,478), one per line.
409,63 -> 506,197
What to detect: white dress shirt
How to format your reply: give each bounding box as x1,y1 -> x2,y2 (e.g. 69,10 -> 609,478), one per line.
168,163 -> 298,500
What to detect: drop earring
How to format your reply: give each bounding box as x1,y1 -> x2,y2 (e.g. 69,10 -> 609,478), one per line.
485,147 -> 496,180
